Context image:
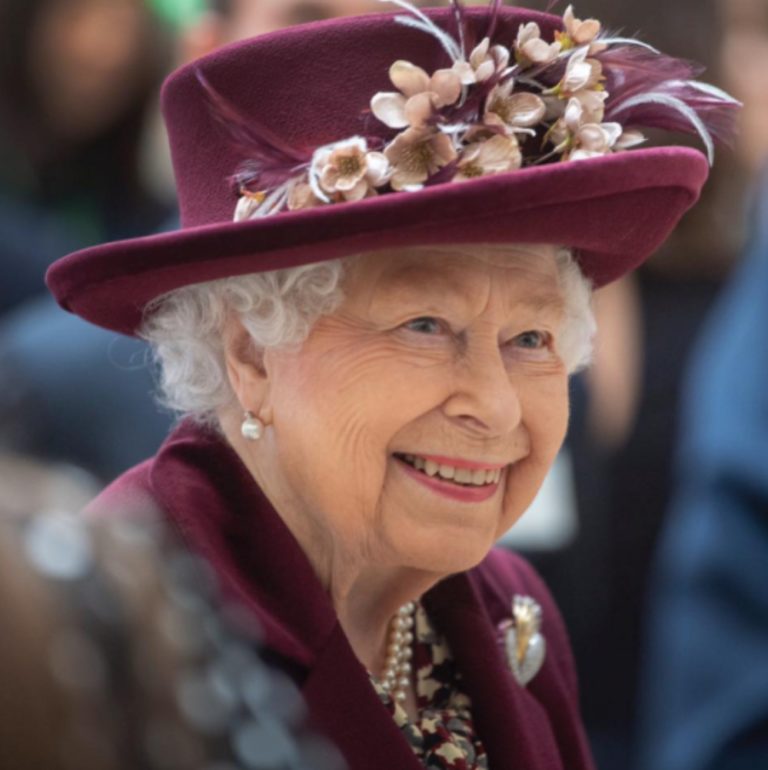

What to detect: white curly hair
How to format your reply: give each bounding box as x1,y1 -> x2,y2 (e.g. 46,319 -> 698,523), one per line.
140,246 -> 595,423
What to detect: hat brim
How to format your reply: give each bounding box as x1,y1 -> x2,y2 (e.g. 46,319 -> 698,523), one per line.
47,146 -> 707,336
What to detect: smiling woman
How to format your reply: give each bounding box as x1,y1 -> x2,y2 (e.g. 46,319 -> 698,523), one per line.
44,1 -> 737,768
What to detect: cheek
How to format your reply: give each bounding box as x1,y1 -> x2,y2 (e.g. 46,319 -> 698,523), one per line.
268,342 -> 450,523
499,374 -> 569,531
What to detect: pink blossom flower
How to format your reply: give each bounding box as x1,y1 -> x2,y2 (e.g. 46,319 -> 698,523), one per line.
384,127 -> 457,191
454,134 -> 522,181
311,137 -> 391,202
484,80 -> 547,133
452,37 -> 511,85
371,60 -> 462,129
514,22 -> 562,67
557,5 -> 602,50
550,47 -> 604,98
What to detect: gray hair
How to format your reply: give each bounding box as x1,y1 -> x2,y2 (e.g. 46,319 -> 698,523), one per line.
141,247 -> 595,423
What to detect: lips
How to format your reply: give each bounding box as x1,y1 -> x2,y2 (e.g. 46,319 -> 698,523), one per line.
393,453 -> 503,503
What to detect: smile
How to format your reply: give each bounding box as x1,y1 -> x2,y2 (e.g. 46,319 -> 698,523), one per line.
393,453 -> 506,504
396,454 -> 502,486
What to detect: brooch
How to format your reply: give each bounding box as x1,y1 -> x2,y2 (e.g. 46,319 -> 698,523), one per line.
500,595 -> 546,687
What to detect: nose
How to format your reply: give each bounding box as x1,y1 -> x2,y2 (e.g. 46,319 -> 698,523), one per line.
442,341 -> 522,437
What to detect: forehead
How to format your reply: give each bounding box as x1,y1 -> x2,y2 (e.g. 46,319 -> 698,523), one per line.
342,244 -> 564,312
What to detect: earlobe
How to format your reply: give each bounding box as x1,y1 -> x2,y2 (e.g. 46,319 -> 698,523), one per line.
223,317 -> 271,415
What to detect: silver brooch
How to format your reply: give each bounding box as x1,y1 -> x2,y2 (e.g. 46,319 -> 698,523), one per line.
502,595 -> 546,687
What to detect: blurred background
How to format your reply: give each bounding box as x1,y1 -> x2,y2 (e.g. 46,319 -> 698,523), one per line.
0,1 -> 766,769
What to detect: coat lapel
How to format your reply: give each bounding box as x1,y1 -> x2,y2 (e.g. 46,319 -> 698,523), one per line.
426,573 -> 565,770
302,623 -> 426,770
147,422 -> 569,770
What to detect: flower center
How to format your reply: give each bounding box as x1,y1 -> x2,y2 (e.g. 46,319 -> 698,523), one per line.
402,140 -> 435,173
337,155 -> 362,177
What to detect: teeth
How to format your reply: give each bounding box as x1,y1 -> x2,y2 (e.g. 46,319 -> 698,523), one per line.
400,454 -> 504,486
454,468 -> 473,484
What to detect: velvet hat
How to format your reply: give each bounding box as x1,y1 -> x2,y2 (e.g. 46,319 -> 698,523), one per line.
46,2 -> 738,336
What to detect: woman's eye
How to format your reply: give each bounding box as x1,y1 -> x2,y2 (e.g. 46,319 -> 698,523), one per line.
514,330 -> 549,349
403,317 -> 444,335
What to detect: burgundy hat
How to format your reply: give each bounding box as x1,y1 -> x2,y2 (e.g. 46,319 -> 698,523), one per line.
46,2 -> 738,336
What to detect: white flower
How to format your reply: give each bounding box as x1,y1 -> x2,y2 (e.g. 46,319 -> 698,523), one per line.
559,5 -> 601,49
569,122 -> 623,160
371,60 -> 462,129
452,37 -> 511,85
311,137 -> 391,202
515,22 -> 562,67
484,80 -> 547,133
454,134 -> 522,181
547,47 -> 603,99
384,127 -> 457,191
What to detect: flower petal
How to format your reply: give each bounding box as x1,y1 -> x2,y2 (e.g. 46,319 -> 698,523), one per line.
390,60 -> 430,97
404,92 -> 434,126
343,179 -> 370,201
601,122 -> 624,147
365,152 -> 391,185
452,60 -> 476,85
371,92 -> 409,129
430,69 -> 462,107
475,60 -> 496,83
615,129 -> 646,150
470,38 -> 491,68
506,93 -> 547,127
574,19 -> 601,45
491,45 -> 511,71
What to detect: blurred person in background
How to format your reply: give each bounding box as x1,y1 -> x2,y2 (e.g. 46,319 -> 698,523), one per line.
638,0 -> 768,768
0,0 -> 177,481
0,0 -> 174,313
0,0 -> 392,483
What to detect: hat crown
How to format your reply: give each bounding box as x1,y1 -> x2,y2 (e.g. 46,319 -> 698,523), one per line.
161,7 -> 560,229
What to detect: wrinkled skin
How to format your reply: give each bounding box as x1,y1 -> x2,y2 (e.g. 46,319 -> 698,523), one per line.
221,243 -> 570,684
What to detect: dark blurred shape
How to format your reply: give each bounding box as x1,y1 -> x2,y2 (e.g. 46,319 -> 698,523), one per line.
0,0 -> 174,313
638,169 -> 768,770
0,505 -> 347,770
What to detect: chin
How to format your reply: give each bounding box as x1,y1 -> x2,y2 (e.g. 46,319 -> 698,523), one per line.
394,527 -> 497,576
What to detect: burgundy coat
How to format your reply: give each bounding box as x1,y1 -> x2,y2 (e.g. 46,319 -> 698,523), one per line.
88,421 -> 595,770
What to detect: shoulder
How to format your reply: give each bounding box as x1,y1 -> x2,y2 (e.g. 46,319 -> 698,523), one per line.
469,547 -> 580,695
84,460 -> 160,520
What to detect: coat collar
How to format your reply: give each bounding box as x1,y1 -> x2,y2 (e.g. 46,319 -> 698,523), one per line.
147,420 -> 568,770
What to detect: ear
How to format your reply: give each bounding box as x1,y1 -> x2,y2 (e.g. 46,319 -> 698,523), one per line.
222,316 -> 273,422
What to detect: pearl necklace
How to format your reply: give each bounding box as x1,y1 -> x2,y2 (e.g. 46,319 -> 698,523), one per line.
378,601 -> 416,703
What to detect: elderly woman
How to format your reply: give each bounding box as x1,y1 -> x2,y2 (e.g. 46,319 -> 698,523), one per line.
46,2 -> 738,768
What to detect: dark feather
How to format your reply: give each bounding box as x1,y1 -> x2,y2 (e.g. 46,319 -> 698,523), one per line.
197,70 -> 311,191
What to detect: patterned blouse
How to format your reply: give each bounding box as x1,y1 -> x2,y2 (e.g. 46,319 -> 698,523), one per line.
372,604 -> 489,769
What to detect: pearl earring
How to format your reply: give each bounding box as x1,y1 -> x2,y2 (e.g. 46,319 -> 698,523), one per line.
241,411 -> 265,441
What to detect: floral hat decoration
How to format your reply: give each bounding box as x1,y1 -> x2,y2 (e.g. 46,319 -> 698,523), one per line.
47,0 -> 740,336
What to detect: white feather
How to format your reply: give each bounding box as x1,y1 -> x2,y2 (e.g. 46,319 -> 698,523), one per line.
391,15 -> 463,62
597,36 -> 660,53
666,79 -> 742,104
377,0 -> 462,61
253,180 -> 294,218
611,92 -> 715,164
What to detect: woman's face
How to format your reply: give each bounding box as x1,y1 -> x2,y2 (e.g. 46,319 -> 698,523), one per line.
243,245 -> 570,575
